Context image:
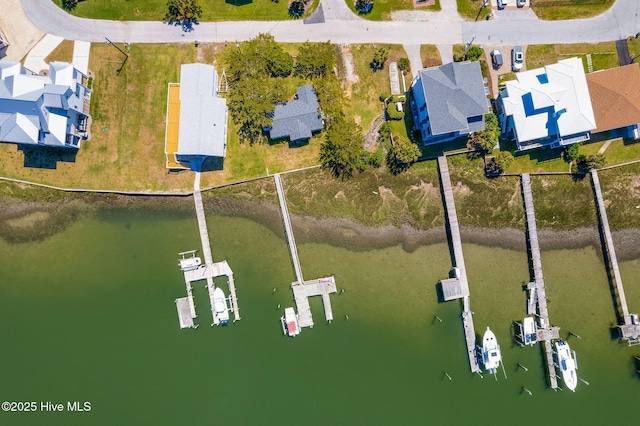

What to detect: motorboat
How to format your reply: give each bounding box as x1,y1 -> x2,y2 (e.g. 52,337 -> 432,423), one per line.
213,287 -> 230,325
178,251 -> 201,271
482,327 -> 502,374
555,340 -> 578,391
281,307 -> 301,337
523,317 -> 537,346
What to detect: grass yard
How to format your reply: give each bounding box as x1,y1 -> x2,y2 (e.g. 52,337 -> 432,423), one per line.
346,44 -> 412,135
347,0 -> 440,21
526,42 -> 618,73
627,36 -> 640,60
53,0 -> 317,21
531,0 -> 614,21
44,40 -> 75,64
456,0 -> 490,21
420,44 -> 442,68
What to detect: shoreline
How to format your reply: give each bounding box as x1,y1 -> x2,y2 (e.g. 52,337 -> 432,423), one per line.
2,193 -> 640,261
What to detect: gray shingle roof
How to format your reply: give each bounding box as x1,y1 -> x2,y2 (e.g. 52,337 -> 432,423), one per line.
418,62 -> 488,135
269,85 -> 323,142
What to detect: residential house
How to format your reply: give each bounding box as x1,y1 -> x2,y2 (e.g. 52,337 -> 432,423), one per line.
498,57 -> 597,151
164,63 -> 228,171
0,60 -> 90,149
409,61 -> 489,144
586,63 -> 640,139
268,84 -> 323,144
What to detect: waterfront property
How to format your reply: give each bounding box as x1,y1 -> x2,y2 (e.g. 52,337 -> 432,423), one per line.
437,156 -> 481,374
267,85 -> 323,145
0,60 -> 90,149
164,63 -> 228,171
274,173 -> 336,329
589,169 -> 640,345
521,173 -> 560,389
498,57 -> 596,151
410,62 -> 489,145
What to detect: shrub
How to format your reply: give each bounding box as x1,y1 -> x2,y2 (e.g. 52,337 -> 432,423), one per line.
386,102 -> 404,120
398,58 -> 410,73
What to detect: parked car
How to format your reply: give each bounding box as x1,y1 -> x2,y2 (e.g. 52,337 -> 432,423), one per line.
497,0 -> 506,9
491,50 -> 503,69
512,46 -> 524,71
517,0 -> 526,7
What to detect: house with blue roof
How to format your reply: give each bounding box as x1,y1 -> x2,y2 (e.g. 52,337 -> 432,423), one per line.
410,61 -> 489,145
268,85 -> 323,144
0,60 -> 90,149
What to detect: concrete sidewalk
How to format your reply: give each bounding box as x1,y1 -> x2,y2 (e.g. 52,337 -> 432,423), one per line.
0,0 -> 44,61
72,41 -> 91,74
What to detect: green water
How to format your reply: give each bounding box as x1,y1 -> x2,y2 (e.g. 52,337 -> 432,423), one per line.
1,211 -> 639,425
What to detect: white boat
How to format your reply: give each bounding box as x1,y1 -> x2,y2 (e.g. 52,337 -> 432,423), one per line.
178,251 -> 201,271
555,340 -> 578,391
482,327 -> 502,374
523,317 -> 537,346
213,287 -> 230,325
281,307 -> 301,337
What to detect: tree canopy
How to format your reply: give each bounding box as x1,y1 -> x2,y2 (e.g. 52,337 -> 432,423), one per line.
163,0 -> 202,28
455,45 -> 484,62
295,41 -> 336,79
371,47 -> 389,71
319,116 -> 365,179
467,113 -> 500,154
398,58 -> 410,73
225,33 -> 293,81
61,0 -> 78,11
313,73 -> 344,123
494,151 -> 514,173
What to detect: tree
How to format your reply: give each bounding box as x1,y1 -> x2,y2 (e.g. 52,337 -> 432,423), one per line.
163,0 -> 203,29
313,73 -> 344,123
295,41 -> 336,79
455,45 -> 484,62
563,142 -> 581,163
371,47 -> 389,71
289,0 -> 306,17
386,102 -> 404,120
393,135 -> 420,164
225,33 -> 293,81
579,153 -> 606,171
398,58 -> 410,73
228,76 -> 286,144
467,113 -> 500,154
319,116 -> 365,179
268,47 -> 294,78
61,0 -> 79,11
494,151 -> 514,173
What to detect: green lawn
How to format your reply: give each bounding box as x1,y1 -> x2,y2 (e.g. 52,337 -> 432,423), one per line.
456,0 -> 490,21
347,0 -> 440,21
44,39 -> 74,64
420,44 -> 442,68
53,0 -> 318,21
531,0 -> 614,21
526,42 -> 618,73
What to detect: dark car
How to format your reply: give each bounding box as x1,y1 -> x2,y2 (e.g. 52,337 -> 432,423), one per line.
491,50 -> 503,69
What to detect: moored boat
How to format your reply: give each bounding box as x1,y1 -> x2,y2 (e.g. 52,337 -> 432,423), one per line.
482,327 -> 502,374
555,340 -> 578,391
523,317 -> 537,346
281,307 -> 301,337
213,287 -> 230,325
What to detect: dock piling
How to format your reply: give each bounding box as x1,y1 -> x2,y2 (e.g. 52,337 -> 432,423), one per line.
444,372 -> 452,381
517,363 -> 528,372
522,387 -> 533,396
578,377 -> 590,385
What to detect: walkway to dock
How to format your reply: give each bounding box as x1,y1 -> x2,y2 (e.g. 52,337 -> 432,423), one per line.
590,169 -> 640,344
437,156 -> 480,374
274,173 -> 304,285
292,277 -> 337,328
521,174 -> 559,389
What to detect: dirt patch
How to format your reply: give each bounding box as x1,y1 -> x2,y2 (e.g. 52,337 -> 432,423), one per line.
413,0 -> 436,7
452,181 -> 471,196
334,190 -> 347,200
631,175 -> 640,198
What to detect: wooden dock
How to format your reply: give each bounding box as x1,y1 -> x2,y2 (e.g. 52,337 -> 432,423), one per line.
437,156 -> 480,374
274,173 -> 304,285
521,174 -> 558,389
175,297 -> 195,329
590,169 -> 640,344
291,276 -> 337,328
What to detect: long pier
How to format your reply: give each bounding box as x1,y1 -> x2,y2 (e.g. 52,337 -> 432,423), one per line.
521,174 -> 559,389
273,173 -> 337,330
274,173 -> 304,285
590,169 -> 640,344
437,156 -> 480,374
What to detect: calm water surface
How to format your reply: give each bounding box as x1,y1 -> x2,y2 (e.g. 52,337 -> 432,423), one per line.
0,211 -> 639,425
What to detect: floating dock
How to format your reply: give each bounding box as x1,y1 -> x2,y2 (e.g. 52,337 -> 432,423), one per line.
590,169 -> 640,344
521,174 -> 560,389
175,298 -> 195,329
274,173 -> 336,329
437,156 -> 481,374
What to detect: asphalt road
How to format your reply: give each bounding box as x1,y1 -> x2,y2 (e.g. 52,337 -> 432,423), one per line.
17,0 -> 640,46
